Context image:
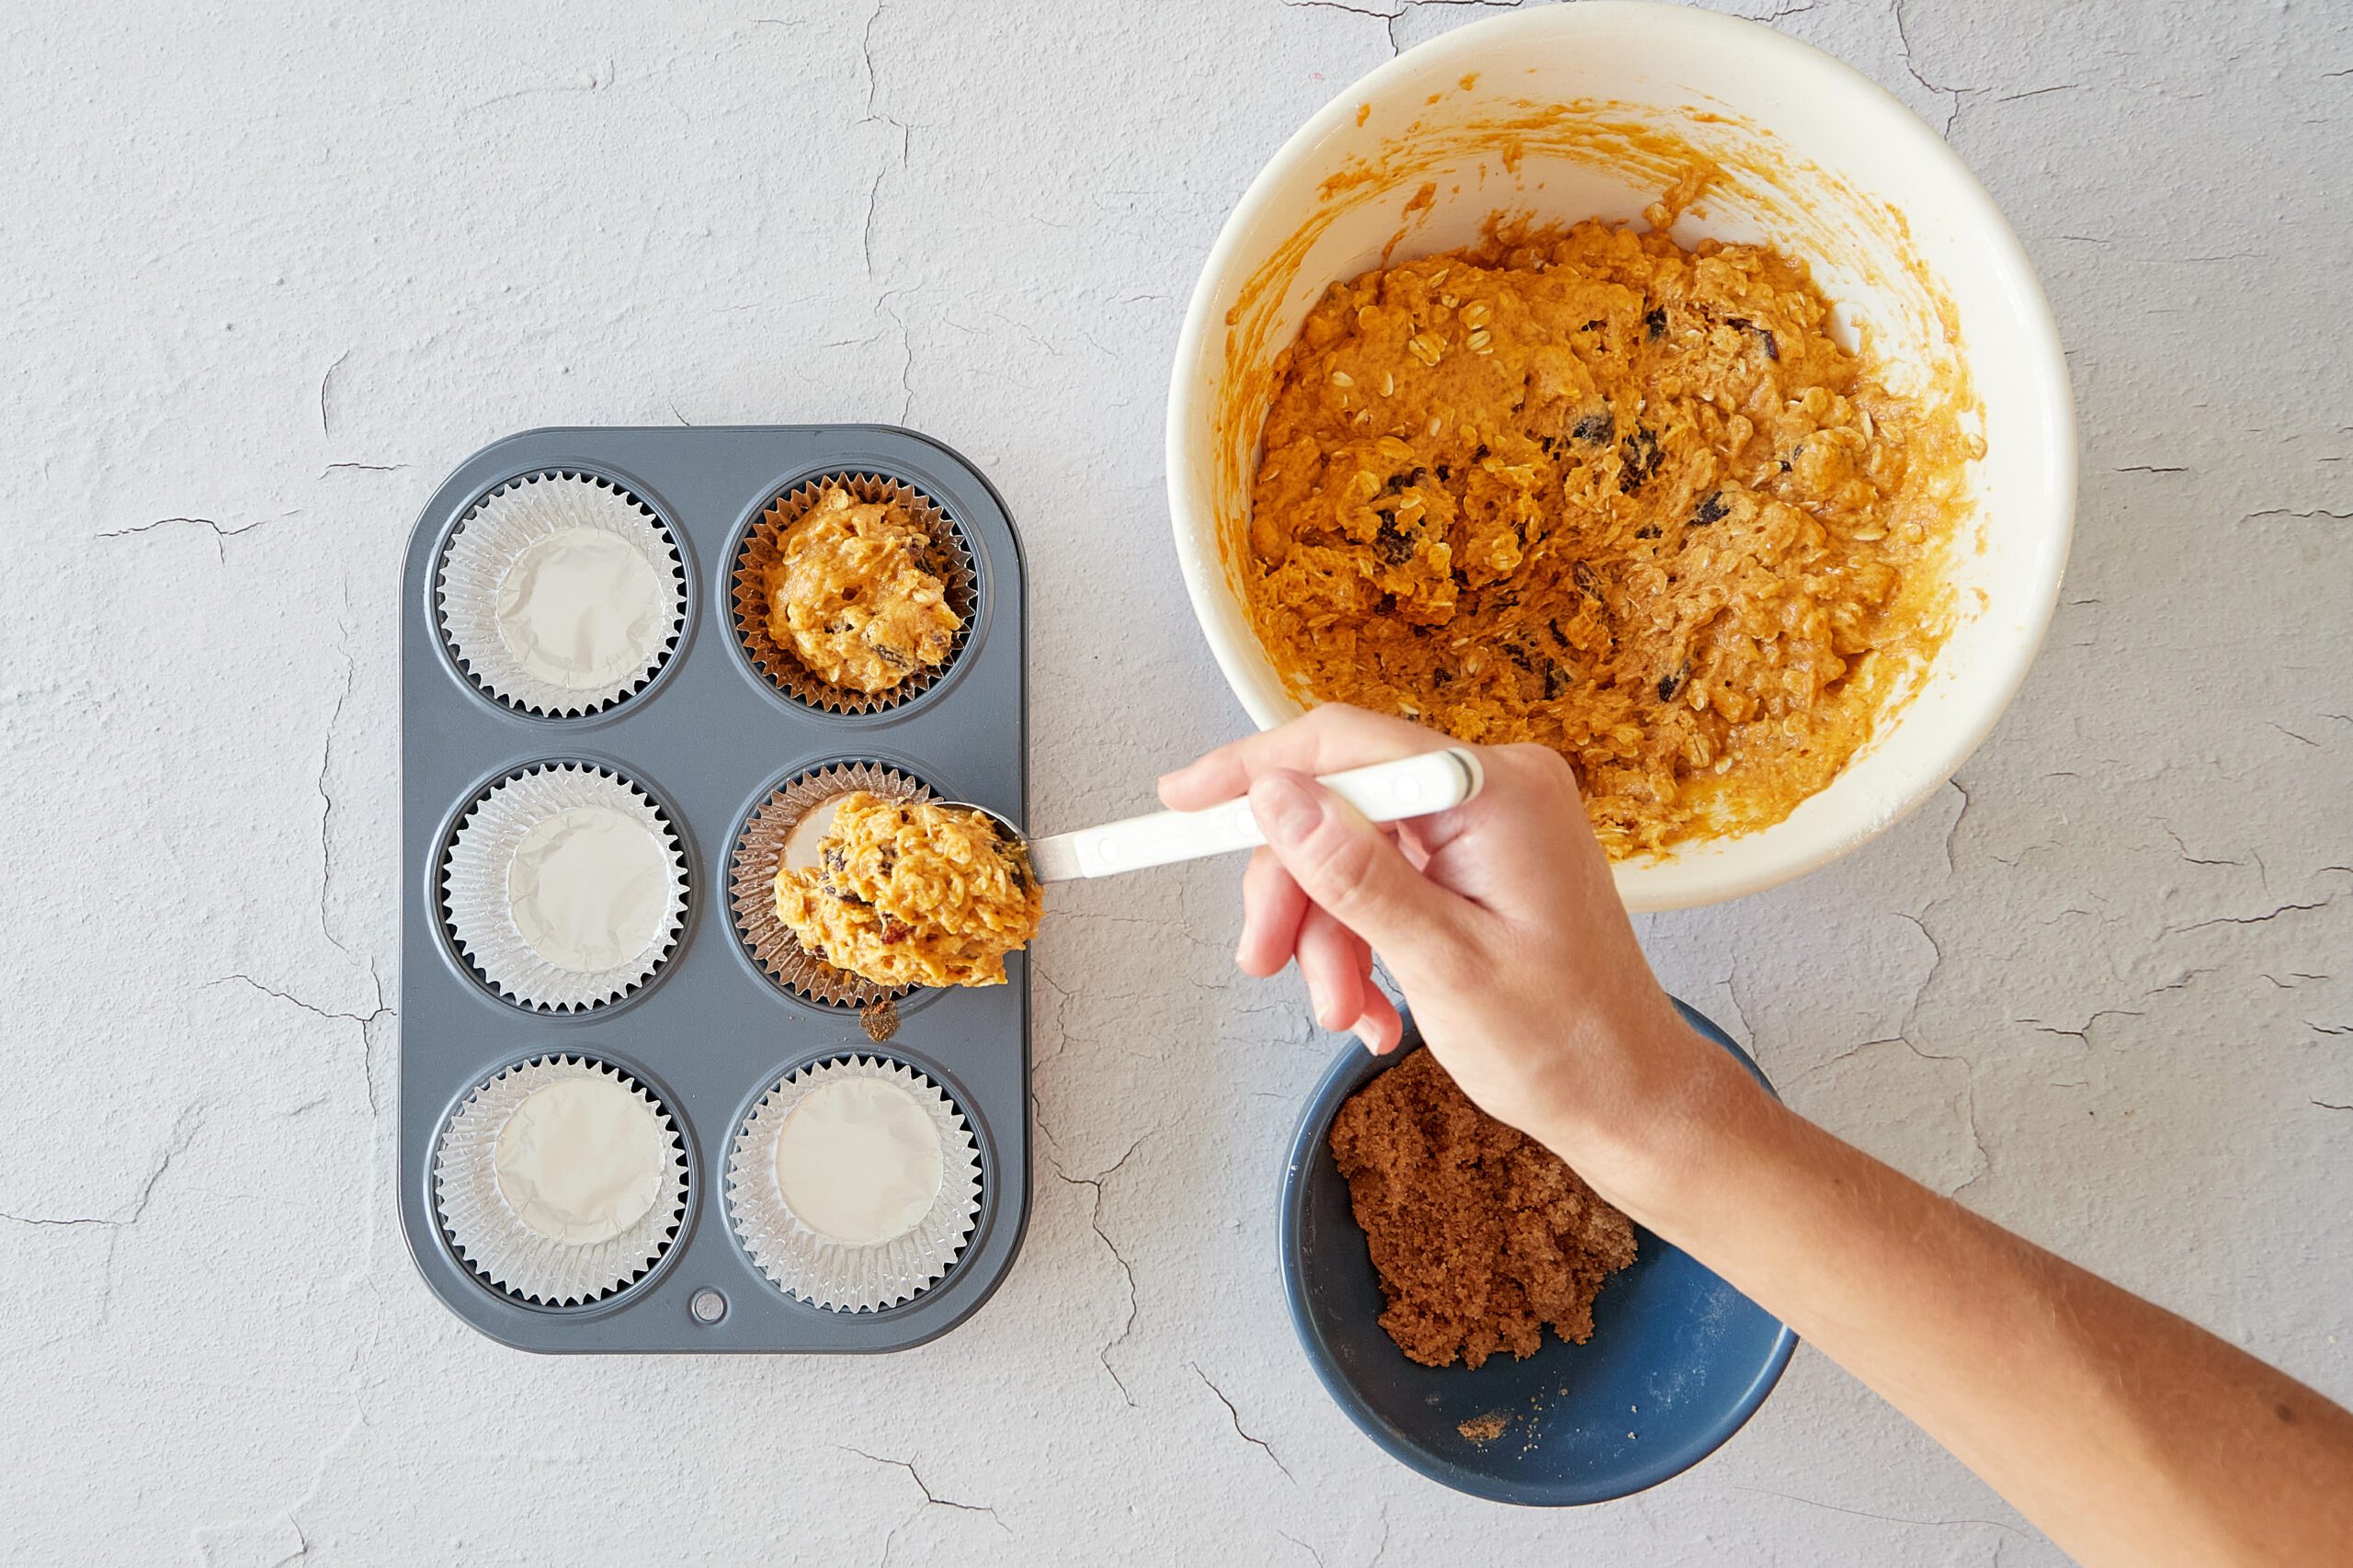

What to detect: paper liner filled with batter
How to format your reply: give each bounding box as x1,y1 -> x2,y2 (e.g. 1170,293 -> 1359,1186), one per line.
434,1055 -> 689,1307
729,761 -> 932,1007
437,471 -> 686,717
730,472 -> 977,714
725,1056 -> 982,1312
441,764 -> 690,1012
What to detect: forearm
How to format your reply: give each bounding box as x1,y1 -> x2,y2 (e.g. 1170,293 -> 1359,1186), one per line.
1565,1054 -> 2353,1568
1173,709 -> 2351,1560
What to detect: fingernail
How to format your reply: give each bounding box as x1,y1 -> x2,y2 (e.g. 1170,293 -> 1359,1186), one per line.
1252,774 -> 1322,848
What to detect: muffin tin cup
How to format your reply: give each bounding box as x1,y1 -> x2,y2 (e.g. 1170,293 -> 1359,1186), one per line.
434,1055 -> 690,1307
437,471 -> 687,717
731,472 -> 979,715
729,761 -> 935,1009
400,426 -> 1029,1355
726,1056 -> 983,1312
441,764 -> 691,1013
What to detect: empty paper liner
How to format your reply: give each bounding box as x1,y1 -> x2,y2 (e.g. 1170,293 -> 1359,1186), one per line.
726,1056 -> 982,1312
434,1055 -> 689,1307
440,763 -> 690,1013
437,471 -> 686,717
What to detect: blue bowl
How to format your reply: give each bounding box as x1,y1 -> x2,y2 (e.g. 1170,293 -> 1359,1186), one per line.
1279,1000 -> 1796,1505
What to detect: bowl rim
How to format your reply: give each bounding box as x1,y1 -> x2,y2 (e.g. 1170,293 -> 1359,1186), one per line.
1165,0 -> 2077,912
1276,999 -> 1798,1505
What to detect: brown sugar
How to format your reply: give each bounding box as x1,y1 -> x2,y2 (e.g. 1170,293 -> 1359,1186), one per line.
1457,1410 -> 1511,1444
1329,1049 -> 1637,1369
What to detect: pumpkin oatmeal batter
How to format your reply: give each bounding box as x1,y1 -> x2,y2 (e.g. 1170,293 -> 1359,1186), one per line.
1332,1048 -> 1637,1369
1244,206 -> 1972,854
769,486 -> 961,695
775,791 -> 1043,990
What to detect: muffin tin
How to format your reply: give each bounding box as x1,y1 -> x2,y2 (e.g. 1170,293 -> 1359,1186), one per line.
398,426 -> 1029,1352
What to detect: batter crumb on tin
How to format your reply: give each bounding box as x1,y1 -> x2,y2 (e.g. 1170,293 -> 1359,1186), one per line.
769,485 -> 961,695
1330,1049 -> 1636,1369
776,791 -> 1043,990
1243,193 -> 1976,855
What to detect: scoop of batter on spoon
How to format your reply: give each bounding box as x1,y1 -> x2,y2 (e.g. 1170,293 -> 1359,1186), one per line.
774,751 -> 1481,992
775,792 -> 1043,990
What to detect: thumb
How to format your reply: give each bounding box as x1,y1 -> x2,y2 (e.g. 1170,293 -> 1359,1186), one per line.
1248,771 -> 1467,959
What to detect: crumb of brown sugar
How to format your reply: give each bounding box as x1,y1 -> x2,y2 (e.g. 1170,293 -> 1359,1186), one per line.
1459,1410 -> 1511,1444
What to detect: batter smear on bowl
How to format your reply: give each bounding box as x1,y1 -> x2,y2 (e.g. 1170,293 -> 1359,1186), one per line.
1243,194 -> 1974,854
776,791 -> 1043,989
1331,1049 -> 1636,1369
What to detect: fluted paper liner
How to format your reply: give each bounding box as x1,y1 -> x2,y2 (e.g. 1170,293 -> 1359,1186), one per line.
435,1056 -> 688,1306
438,472 -> 686,717
731,472 -> 977,714
727,1056 -> 981,1312
730,761 -> 931,1007
443,764 -> 690,1012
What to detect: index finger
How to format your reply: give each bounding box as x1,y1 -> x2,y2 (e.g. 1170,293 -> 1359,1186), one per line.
1157,703 -> 1456,811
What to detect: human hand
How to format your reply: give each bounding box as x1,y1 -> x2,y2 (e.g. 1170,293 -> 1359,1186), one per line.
1160,704 -> 1754,1182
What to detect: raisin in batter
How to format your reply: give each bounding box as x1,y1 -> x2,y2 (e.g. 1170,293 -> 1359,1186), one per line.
1245,214 -> 1972,855
776,792 -> 1043,990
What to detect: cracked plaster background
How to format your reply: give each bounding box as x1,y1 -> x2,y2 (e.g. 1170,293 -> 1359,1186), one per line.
2,0 -> 2347,1562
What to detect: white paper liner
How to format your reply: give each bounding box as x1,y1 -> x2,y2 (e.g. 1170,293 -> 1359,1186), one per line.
435,1056 -> 688,1306
727,1057 -> 982,1312
438,472 -> 686,717
442,765 -> 690,1012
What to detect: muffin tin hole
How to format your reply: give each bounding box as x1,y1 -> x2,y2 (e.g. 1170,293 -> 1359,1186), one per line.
439,761 -> 692,1015
730,472 -> 980,717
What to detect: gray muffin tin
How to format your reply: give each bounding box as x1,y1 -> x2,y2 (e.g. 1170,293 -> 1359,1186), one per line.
398,426 -> 1029,1352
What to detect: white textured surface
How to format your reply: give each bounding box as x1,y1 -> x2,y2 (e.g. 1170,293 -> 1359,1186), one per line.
2,1 -> 2346,1562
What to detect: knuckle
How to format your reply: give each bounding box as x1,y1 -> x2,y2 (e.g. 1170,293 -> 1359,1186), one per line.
1504,742 -> 1579,792
1501,740 -> 1563,775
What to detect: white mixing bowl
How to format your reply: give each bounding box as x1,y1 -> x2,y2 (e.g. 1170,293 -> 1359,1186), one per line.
1165,1 -> 2074,911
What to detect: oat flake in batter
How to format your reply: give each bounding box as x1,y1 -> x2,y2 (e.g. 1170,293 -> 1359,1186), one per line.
1243,209 -> 1975,855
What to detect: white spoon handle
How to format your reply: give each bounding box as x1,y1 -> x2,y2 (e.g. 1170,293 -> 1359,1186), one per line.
1026,748 -> 1483,882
